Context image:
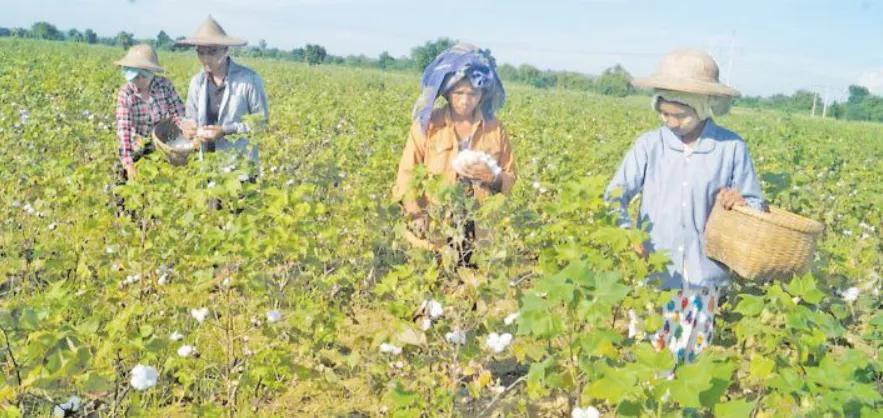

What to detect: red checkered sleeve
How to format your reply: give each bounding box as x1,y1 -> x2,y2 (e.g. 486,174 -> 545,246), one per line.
115,87 -> 136,167
156,77 -> 186,128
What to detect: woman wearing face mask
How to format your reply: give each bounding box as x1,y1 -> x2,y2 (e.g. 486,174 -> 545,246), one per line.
114,43 -> 186,181
393,43 -> 517,264
606,49 -> 766,366
176,16 -> 268,165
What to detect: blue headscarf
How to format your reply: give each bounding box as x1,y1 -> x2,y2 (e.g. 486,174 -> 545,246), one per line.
412,43 -> 505,133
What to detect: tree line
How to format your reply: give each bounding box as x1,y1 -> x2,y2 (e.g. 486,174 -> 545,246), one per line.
3,21 -> 882,122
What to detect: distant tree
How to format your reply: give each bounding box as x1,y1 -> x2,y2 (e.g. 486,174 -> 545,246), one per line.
10,27 -> 29,38
155,30 -> 173,50
410,38 -> 455,72
84,29 -> 98,44
31,22 -> 64,40
847,85 -> 870,104
290,47 -> 305,62
116,31 -> 134,49
304,44 -> 327,65
67,28 -> 83,42
378,51 -> 394,69
0,27 -> 10,37
258,39 -> 268,50
595,64 -> 633,97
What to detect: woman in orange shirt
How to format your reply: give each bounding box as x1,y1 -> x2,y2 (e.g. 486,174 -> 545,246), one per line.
393,43 -> 517,263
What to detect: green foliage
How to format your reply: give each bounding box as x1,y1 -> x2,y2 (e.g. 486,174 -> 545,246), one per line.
0,38 -> 880,417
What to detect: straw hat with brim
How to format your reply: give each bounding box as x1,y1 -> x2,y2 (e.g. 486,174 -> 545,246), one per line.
114,44 -> 165,73
633,49 -> 740,97
176,16 -> 247,47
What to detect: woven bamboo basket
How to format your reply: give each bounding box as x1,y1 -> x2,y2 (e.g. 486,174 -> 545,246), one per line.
152,119 -> 194,166
704,203 -> 824,279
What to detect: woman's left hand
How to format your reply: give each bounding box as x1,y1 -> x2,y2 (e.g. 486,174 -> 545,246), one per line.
716,187 -> 747,210
457,161 -> 496,184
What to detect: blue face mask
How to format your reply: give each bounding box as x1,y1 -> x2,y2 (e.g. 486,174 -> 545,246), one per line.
122,67 -> 153,82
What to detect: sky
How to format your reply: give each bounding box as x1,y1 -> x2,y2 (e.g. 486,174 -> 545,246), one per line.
3,0 -> 882,101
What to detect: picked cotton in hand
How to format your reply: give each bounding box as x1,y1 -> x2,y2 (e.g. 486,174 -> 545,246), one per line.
452,150 -> 502,178
167,136 -> 193,151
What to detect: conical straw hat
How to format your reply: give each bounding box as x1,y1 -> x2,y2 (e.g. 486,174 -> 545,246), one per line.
633,49 -> 740,97
176,16 -> 247,47
114,44 -> 164,73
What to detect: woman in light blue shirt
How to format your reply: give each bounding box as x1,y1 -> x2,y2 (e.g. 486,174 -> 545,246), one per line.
607,49 -> 765,366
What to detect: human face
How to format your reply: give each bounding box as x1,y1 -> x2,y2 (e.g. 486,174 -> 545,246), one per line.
447,79 -> 483,119
196,46 -> 228,72
658,99 -> 703,137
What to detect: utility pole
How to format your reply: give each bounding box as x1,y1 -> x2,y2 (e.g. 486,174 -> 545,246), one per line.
822,86 -> 830,118
811,92 -> 818,116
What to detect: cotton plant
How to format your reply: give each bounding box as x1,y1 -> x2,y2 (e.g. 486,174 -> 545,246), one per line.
571,405 -> 600,418
177,345 -> 196,358
190,308 -> 209,323
485,332 -> 513,353
445,329 -> 467,345
52,395 -> 81,418
130,364 -> 159,391
266,310 -> 282,323
379,343 -> 402,355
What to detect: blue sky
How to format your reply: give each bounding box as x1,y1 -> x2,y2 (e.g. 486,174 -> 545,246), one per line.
3,0 -> 882,101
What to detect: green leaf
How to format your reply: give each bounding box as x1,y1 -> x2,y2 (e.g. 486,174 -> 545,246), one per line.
714,399 -> 754,418
664,361 -> 714,408
786,273 -> 824,304
585,364 -> 639,403
749,354 -> 775,381
733,294 -> 764,317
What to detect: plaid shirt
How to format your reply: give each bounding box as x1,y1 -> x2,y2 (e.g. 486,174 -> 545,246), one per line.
115,76 -> 185,166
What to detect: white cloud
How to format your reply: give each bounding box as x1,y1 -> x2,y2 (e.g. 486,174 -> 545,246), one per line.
858,70 -> 883,94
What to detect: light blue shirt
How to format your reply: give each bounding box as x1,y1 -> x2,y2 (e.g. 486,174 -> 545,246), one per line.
606,120 -> 764,289
185,58 -> 268,163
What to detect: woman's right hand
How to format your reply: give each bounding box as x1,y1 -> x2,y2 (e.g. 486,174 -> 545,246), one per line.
181,119 -> 197,139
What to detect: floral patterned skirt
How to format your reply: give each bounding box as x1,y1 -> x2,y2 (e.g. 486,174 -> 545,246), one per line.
652,285 -> 720,364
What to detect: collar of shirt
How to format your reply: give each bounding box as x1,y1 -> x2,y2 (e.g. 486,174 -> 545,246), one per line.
661,120 -> 718,154
442,106 -> 485,148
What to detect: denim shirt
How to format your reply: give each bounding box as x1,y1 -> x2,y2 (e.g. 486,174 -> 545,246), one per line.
606,120 -> 764,289
185,58 -> 269,163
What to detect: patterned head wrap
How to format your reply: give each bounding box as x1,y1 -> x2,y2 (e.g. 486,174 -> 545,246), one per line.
412,43 -> 505,132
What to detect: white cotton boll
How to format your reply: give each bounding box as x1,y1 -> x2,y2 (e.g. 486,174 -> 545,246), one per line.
169,331 -> 184,341
177,345 -> 195,358
52,395 -> 81,417
486,332 -> 513,353
379,343 -> 402,355
571,406 -> 601,418
841,287 -> 860,302
238,174 -> 250,182
48,223 -> 57,231
222,277 -> 232,287
106,246 -> 115,254
266,310 -> 282,323
627,309 -> 643,339
532,181 -> 541,190
191,308 -> 209,323
130,364 -> 159,391
426,299 -> 444,319
157,274 -> 168,285
445,329 -> 467,345
22,203 -> 35,215
420,318 -> 432,330
504,312 -> 520,325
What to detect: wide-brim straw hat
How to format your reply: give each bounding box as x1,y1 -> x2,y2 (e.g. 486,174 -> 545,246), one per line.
114,44 -> 164,73
633,49 -> 740,97
176,16 -> 247,47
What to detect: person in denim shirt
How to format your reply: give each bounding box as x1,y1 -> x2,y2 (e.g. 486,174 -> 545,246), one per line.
177,16 -> 268,164
606,49 -> 765,365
